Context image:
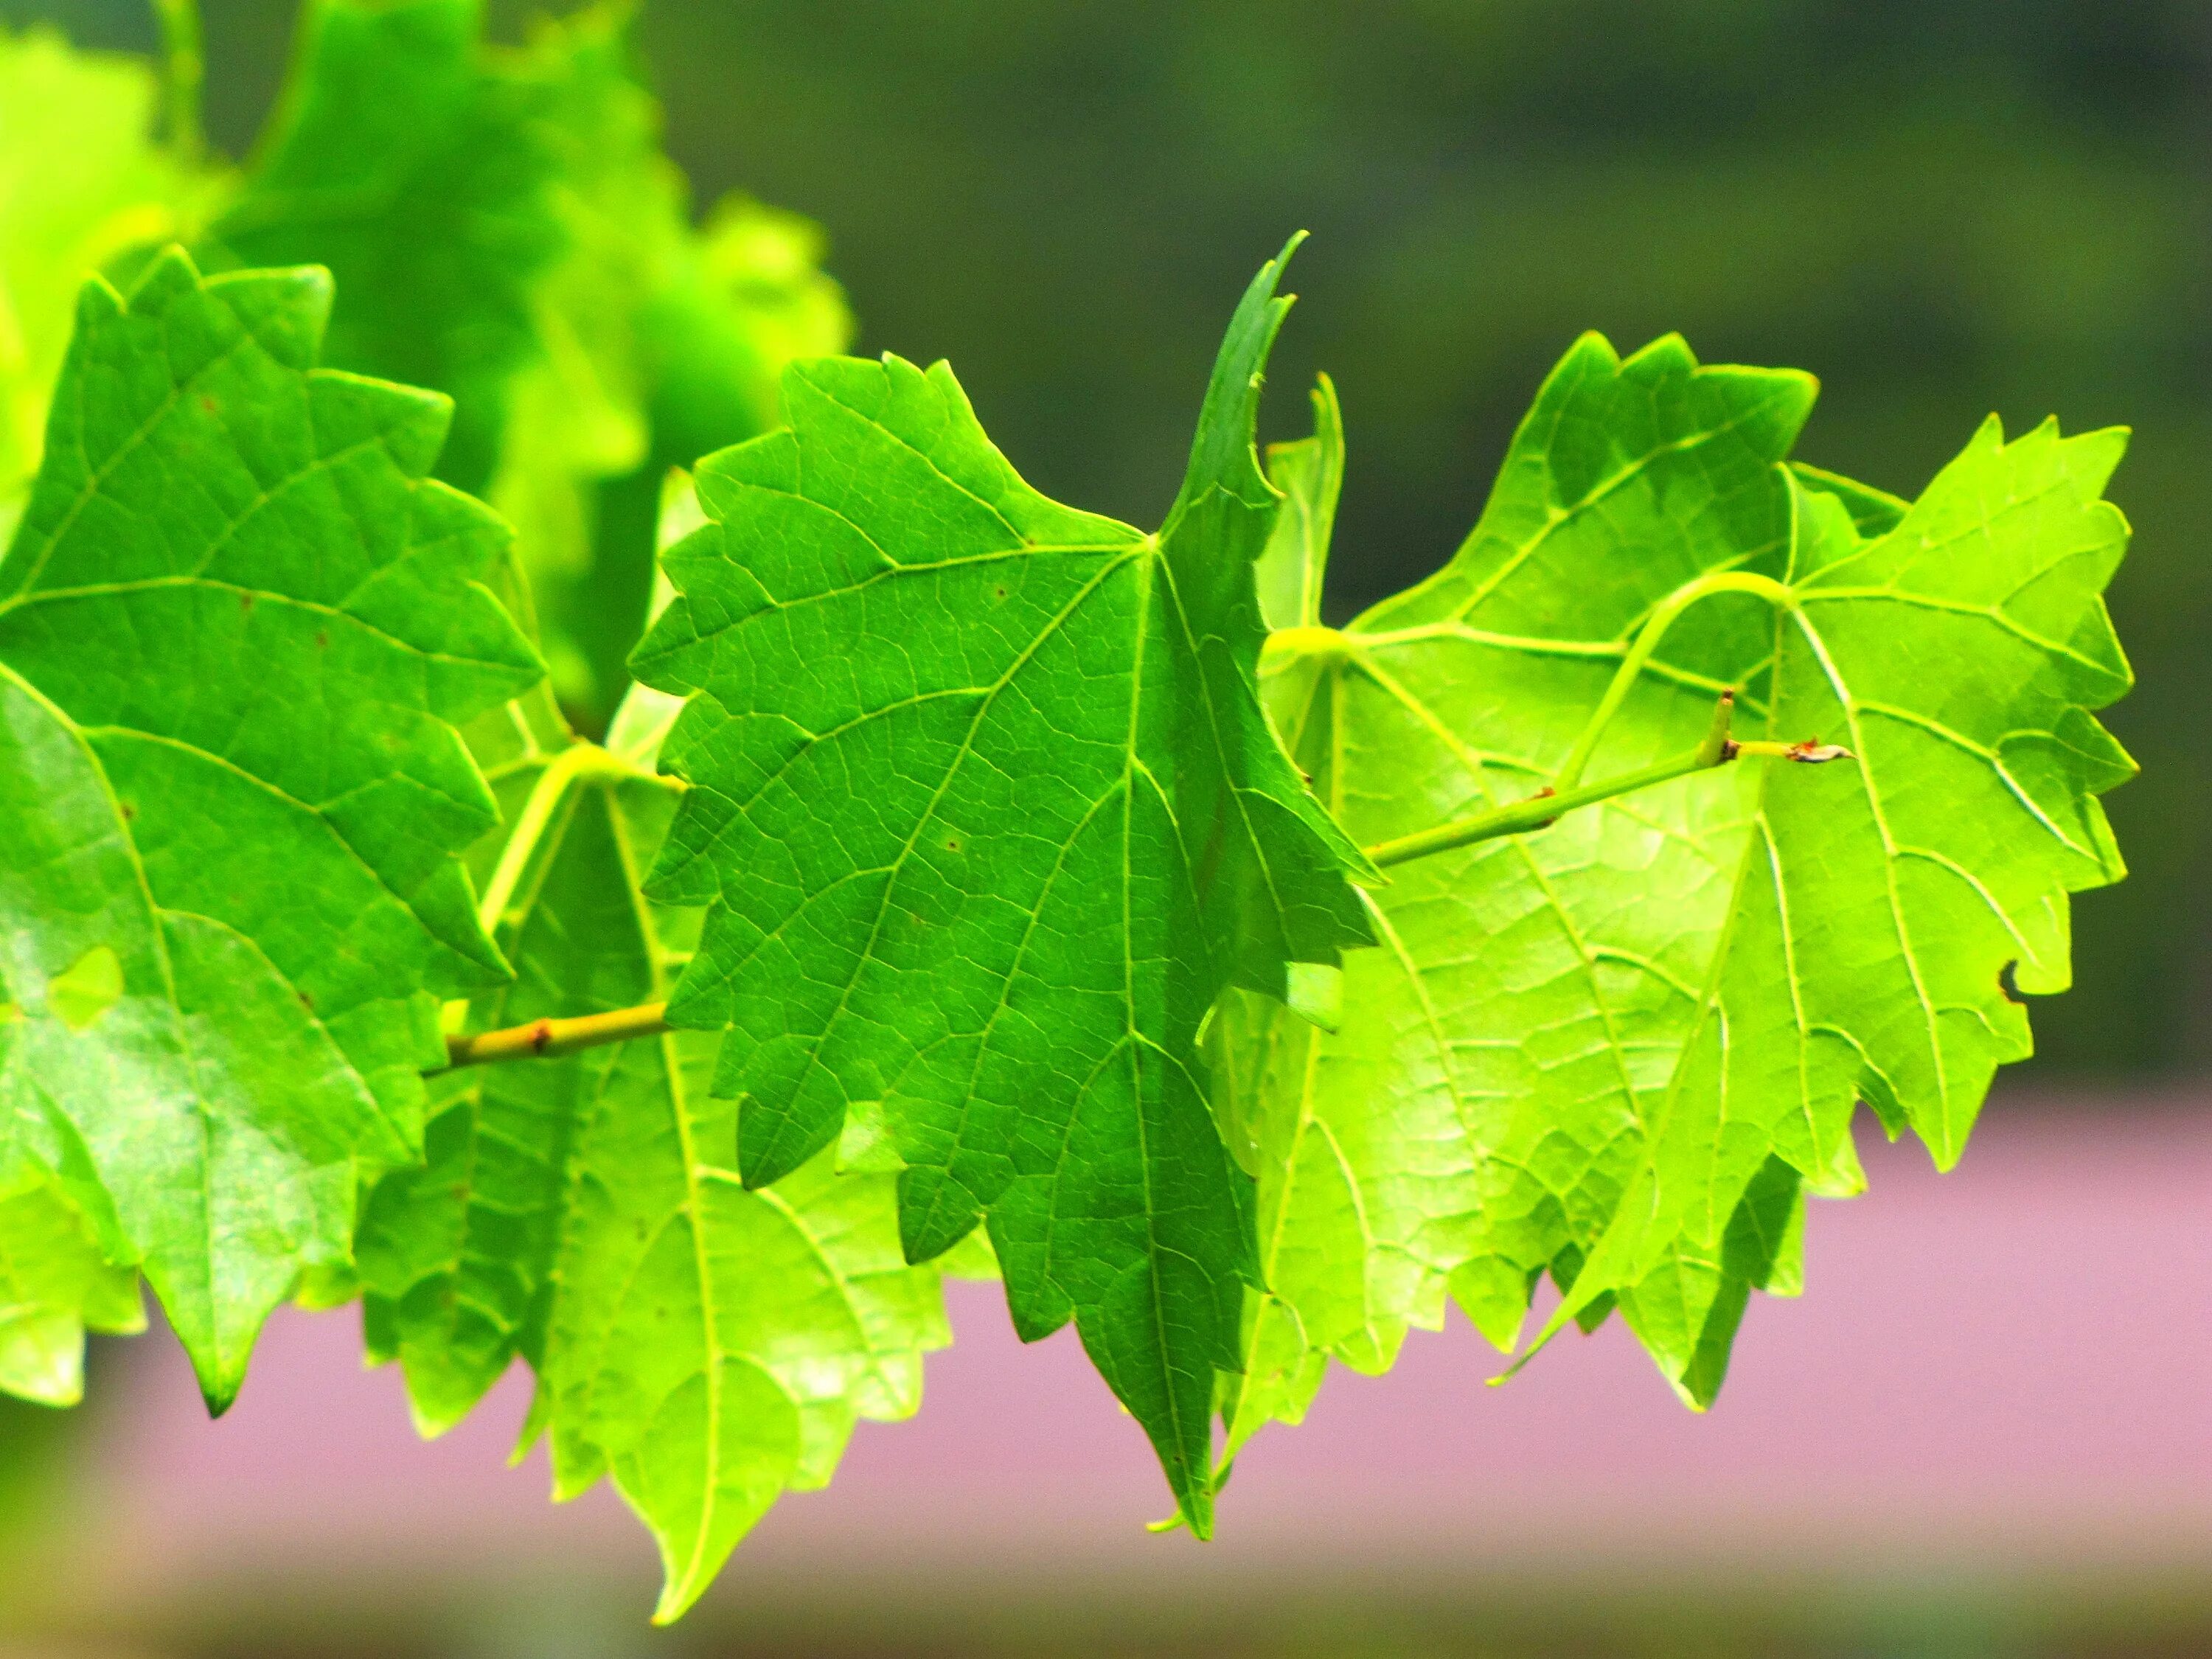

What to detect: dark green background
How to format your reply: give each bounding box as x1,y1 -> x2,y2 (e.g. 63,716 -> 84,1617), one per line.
13,0 -> 2208,1077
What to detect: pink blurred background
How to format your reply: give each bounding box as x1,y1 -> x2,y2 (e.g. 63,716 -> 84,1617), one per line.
5,1096 -> 2210,1655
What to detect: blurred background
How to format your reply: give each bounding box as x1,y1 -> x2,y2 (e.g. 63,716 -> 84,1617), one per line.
3,1 -> 2211,1653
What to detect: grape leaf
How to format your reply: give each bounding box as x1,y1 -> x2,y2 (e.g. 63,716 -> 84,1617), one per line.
206,0 -> 569,495
632,241 -> 1374,1529
1227,332 -> 2129,1447
0,1171 -> 142,1407
1524,409 -> 2132,1385
358,723 -> 965,1621
476,2 -> 669,645
0,248 -> 539,1406
0,24 -> 215,509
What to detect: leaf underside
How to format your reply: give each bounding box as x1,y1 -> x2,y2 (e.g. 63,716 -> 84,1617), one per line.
0,1172 -> 143,1407
1220,330 -> 2131,1452
358,724 -> 966,1622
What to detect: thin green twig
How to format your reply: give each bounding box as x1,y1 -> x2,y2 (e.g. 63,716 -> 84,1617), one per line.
1366,690 -> 1848,871
444,1001 -> 672,1069
439,692 -> 1851,1069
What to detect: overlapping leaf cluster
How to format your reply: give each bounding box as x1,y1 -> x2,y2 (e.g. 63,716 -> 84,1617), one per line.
355,620 -> 991,1617
0,0 -> 2135,1626
196,0 -> 846,717
0,0 -> 900,1614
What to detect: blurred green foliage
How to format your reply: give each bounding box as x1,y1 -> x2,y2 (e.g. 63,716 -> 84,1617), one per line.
0,1389 -> 74,1543
8,0 -> 2205,1074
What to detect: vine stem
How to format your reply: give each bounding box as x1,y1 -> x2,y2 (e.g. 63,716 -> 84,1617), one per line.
152,0 -> 205,167
445,1002 -> 671,1069
439,740 -> 668,1066
1553,569 -> 1795,792
1366,690 -> 1848,870
439,691 -> 1851,1071
475,740 -> 641,931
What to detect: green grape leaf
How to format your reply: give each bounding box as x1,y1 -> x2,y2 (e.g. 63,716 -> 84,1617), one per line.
0,248 -> 538,1407
482,15 -> 659,710
1231,332 -> 2129,1446
221,0 -> 849,724
0,1172 -> 142,1407
358,741 -> 964,1622
1524,409 -> 2132,1383
633,240 -> 1374,1530
206,0 -> 568,495
0,24 -> 216,509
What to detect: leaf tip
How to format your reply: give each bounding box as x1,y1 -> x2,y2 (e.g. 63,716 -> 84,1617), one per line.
1666,1374 -> 1717,1414
650,1583 -> 701,1627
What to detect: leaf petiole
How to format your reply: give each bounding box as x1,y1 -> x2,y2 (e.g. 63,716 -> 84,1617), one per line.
437,740 -> 678,1068
474,740 -> 641,933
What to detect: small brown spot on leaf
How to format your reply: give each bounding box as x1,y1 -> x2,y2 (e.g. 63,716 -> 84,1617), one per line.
119,802 -> 136,821
314,629 -> 329,648
945,836 -> 961,852
239,590 -> 254,613
200,395 -> 217,414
